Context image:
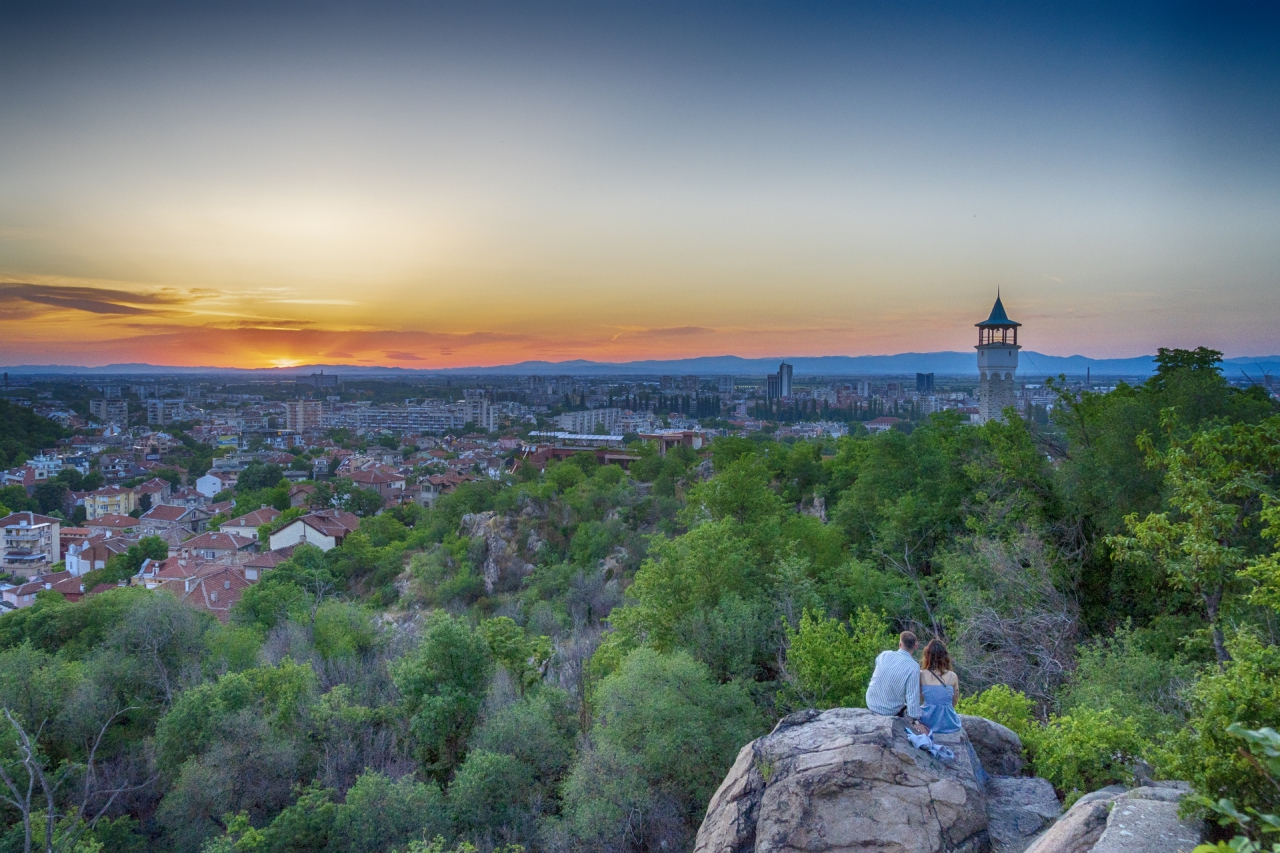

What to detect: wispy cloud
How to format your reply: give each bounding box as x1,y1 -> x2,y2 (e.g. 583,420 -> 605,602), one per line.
0,281 -> 194,316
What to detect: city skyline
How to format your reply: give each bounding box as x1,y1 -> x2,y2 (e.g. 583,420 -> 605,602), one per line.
2,2 -> 1278,369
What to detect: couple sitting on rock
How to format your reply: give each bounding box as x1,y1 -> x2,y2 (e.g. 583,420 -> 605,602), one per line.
865,630 -> 962,737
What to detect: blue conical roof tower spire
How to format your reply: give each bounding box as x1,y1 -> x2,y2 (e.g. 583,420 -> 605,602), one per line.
976,293 -> 1020,328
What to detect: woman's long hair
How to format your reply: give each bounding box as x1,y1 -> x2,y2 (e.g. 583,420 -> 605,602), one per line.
921,639 -> 952,676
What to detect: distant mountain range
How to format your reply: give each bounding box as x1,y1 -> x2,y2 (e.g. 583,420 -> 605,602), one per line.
4,353 -> 1280,379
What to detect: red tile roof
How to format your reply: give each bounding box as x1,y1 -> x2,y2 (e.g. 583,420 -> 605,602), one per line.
180,531 -> 255,553
85,515 -> 140,531
0,511 -> 61,527
222,506 -> 281,529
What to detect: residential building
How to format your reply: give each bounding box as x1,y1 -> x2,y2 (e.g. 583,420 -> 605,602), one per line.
138,504 -> 206,541
681,375 -> 700,394
84,514 -> 142,537
348,469 -> 407,502
766,362 -> 793,401
84,485 -> 137,519
285,400 -> 323,432
268,510 -> 361,552
2,571 -> 82,608
195,471 -> 238,498
65,535 -> 138,576
178,531 -> 256,562
554,407 -> 620,434
145,398 -> 186,425
1,512 -> 61,578
89,399 -> 128,425
916,373 -> 935,395
219,507 -> 281,540
866,416 -> 905,434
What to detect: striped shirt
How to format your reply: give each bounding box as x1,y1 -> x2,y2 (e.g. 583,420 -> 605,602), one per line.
865,649 -> 922,719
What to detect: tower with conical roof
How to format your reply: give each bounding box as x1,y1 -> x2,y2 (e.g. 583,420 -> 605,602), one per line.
975,294 -> 1021,423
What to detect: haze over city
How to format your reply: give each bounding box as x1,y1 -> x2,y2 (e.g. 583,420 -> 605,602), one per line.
2,2 -> 1278,369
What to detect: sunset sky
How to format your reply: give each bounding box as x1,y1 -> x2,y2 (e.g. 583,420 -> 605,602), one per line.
2,2 -> 1278,369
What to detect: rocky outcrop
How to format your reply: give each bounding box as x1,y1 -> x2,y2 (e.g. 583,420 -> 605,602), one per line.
459,511 -> 535,593
1024,783 -> 1201,853
985,777 -> 1060,853
1092,784 -> 1201,853
695,708 -> 991,853
960,715 -> 1025,777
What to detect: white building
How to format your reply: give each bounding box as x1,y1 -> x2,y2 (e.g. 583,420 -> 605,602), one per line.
196,471 -> 239,498
268,510 -> 361,552
554,408 -> 620,434
0,512 -> 61,578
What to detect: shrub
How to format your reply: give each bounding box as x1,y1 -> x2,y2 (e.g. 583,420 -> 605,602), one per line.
1162,633 -> 1280,825
1033,708 -> 1145,802
1057,623 -> 1196,735
957,684 -> 1038,745
449,749 -> 535,835
782,607 -> 894,709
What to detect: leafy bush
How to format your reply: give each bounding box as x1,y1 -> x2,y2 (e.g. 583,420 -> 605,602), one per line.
1057,623 -> 1195,736
1033,708 -> 1145,802
957,684 -> 1038,745
562,649 -> 760,850
1163,633 -> 1280,825
782,607 -> 894,709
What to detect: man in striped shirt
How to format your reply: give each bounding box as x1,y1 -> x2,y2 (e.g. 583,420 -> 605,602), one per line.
865,631 -> 930,734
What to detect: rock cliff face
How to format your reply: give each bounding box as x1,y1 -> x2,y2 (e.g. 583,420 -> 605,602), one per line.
695,708 -> 994,853
459,511 -> 535,593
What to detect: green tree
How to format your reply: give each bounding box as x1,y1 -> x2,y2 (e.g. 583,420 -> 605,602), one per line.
781,607 -> 894,709
563,649 -> 759,849
1110,417 -> 1280,663
391,614 -> 493,781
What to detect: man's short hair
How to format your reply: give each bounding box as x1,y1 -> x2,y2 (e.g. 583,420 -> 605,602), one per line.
899,631 -> 918,651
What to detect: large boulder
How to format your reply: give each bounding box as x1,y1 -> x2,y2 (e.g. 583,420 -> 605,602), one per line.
695,708 -> 990,853
986,777 -> 1061,853
960,715 -> 1025,777
1091,785 -> 1202,853
1023,784 -> 1200,853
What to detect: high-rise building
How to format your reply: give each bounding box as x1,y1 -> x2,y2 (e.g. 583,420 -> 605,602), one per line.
89,399 -> 128,425
146,398 -> 186,425
916,373 -> 935,395
285,400 -> 323,432
682,375 -> 700,394
718,376 -> 735,394
856,379 -> 870,397
766,362 -> 793,401
975,295 -> 1021,423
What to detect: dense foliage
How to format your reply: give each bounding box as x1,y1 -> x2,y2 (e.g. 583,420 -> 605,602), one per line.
0,400 -> 66,471
1,349 -> 1279,852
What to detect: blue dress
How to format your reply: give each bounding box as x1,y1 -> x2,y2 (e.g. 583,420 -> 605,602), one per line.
919,682 -> 962,734
920,678 -> 990,785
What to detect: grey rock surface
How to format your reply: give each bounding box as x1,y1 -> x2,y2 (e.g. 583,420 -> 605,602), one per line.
1091,791 -> 1202,853
1022,789 -> 1124,853
961,715 -> 1026,777
986,777 -> 1061,853
695,707 -> 990,853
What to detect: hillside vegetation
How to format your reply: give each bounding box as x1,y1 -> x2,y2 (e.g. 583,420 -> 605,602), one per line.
2,349 -> 1280,853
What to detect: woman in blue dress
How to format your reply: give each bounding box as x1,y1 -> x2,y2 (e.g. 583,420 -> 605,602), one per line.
918,639 -> 989,784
